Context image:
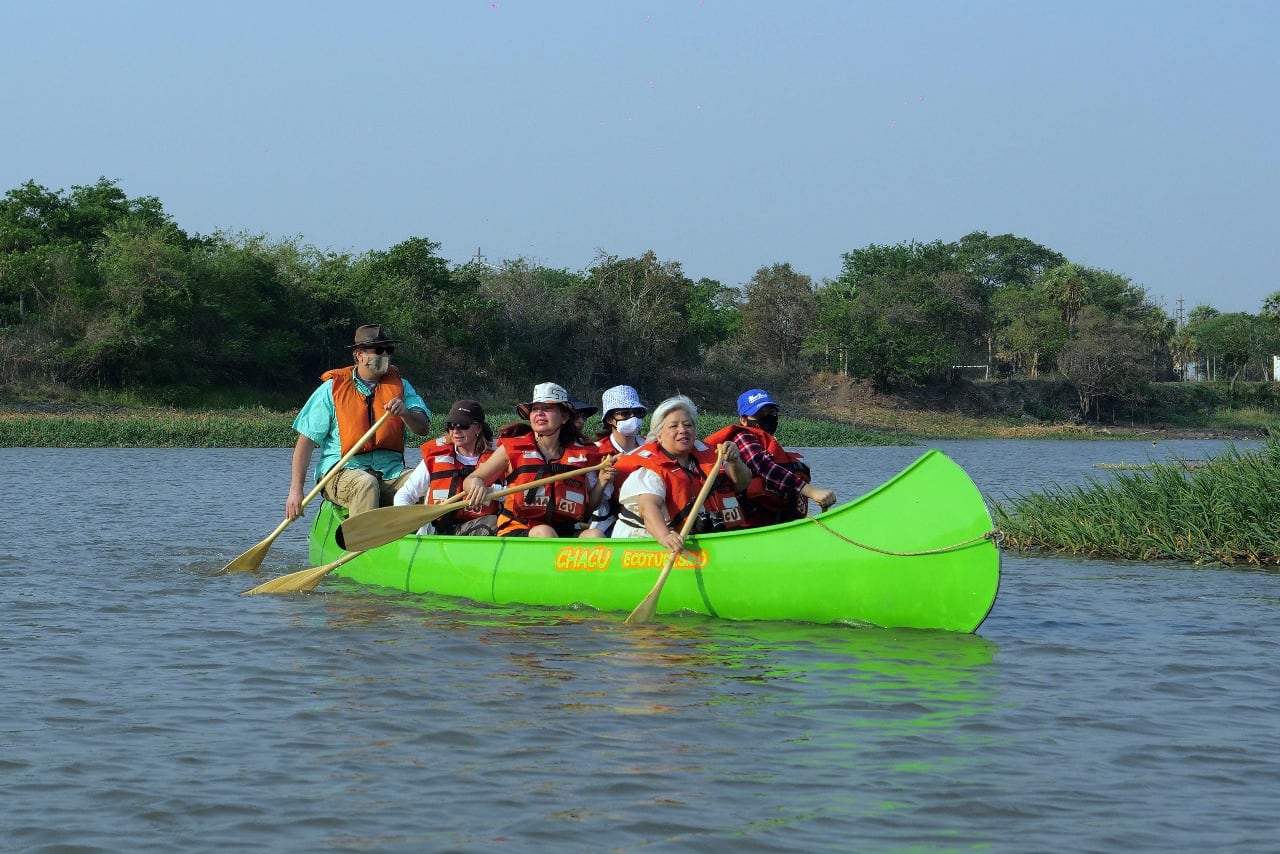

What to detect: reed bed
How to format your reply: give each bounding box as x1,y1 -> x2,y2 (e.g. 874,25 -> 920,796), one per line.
0,409 -> 298,448
0,407 -> 903,448
994,439 -> 1280,566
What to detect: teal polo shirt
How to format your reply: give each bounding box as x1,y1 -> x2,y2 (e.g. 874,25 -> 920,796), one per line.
292,374 -> 431,483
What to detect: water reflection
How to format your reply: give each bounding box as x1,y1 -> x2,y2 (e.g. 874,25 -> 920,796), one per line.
309,583 -> 999,738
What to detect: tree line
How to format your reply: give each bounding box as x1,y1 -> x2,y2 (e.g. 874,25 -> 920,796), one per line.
3,177 -> 1278,419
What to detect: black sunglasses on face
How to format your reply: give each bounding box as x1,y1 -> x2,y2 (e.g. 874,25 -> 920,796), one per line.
363,346 -> 395,355
611,409 -> 641,419
445,422 -> 474,431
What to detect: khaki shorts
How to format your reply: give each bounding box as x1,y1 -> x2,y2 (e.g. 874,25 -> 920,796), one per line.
323,468 -> 413,516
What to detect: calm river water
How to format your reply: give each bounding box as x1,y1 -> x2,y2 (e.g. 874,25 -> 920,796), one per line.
3,440 -> 1278,852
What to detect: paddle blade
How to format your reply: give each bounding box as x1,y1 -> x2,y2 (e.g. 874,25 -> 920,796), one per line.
214,520 -> 288,575
335,503 -> 456,551
625,563 -> 675,625
215,541 -> 270,576
624,588 -> 662,624
242,552 -> 360,595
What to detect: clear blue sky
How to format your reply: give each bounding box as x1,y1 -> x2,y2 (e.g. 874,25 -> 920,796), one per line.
3,0 -> 1276,317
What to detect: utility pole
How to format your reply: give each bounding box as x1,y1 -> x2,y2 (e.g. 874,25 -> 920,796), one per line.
474,247 -> 486,265
1176,294 -> 1188,381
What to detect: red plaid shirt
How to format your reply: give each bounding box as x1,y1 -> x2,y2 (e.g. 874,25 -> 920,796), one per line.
729,430 -> 807,500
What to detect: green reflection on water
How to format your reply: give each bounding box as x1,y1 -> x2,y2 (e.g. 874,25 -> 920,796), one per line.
290,581 -> 1001,846
308,579 -> 997,719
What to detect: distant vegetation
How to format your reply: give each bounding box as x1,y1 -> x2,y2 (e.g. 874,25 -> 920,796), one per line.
995,439 -> 1280,565
4,177 -> 1280,424
0,406 -> 903,449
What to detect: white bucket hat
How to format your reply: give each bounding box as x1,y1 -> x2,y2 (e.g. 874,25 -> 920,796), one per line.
516,382 -> 573,420
601,385 -> 647,421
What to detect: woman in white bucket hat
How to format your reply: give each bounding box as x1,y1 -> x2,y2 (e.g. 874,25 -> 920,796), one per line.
587,384 -> 648,535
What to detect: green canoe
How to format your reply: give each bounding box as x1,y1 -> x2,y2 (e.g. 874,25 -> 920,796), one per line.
307,449 -> 1001,632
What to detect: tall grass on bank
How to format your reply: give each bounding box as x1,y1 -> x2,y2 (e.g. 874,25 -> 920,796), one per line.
0,407 -> 905,448
994,439 -> 1280,566
0,409 -> 299,448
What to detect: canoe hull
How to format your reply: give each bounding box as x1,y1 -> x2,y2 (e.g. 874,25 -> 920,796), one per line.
308,449 -> 1000,632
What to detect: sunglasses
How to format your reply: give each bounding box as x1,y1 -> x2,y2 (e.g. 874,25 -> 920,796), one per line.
362,346 -> 395,355
445,422 -> 475,431
610,409 -> 642,419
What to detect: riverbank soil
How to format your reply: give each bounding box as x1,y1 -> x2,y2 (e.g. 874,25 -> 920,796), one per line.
795,374 -> 1267,440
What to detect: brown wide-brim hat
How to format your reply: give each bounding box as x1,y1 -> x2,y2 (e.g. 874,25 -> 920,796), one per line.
348,324 -> 400,349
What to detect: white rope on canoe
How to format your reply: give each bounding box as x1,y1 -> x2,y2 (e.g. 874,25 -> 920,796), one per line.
812,519 -> 1004,557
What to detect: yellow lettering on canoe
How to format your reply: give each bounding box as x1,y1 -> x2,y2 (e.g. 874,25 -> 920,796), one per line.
620,549 -> 708,570
554,546 -> 614,572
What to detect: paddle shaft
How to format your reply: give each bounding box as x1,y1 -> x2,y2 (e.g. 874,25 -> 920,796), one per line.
216,409 -> 395,575
625,442 -> 729,625
335,458 -> 613,552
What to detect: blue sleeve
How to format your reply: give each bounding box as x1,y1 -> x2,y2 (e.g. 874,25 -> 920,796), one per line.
400,378 -> 432,421
291,381 -> 337,446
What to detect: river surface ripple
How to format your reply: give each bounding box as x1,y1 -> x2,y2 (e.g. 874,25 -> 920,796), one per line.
2,441 -> 1277,852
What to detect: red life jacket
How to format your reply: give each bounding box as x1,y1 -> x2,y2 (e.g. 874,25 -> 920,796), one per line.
321,365 -> 406,456
614,440 -> 749,532
496,432 -> 602,534
703,423 -> 811,523
589,435 -> 640,527
420,436 -> 498,527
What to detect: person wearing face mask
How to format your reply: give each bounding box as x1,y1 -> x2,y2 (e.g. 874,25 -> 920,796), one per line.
286,324 -> 433,519
704,388 -> 837,527
587,384 -> 648,535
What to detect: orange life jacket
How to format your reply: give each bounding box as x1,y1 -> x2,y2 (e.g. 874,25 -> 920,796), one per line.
321,365 -> 406,456
588,435 -> 639,527
496,432 -> 602,534
614,440 -> 749,532
421,436 -> 498,527
703,423 -> 811,523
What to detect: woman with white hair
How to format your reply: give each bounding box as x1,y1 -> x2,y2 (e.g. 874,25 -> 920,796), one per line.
610,395 -> 753,553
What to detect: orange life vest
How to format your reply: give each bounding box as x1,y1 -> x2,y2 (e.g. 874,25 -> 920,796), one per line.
320,365 -> 406,456
496,432 -> 602,534
703,423 -> 811,523
614,440 -> 749,532
420,436 -> 498,527
588,435 -> 639,527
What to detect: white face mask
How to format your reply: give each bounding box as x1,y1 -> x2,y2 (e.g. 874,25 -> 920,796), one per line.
615,416 -> 643,437
365,354 -> 391,375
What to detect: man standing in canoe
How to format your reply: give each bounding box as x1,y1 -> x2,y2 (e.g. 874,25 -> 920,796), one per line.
285,324 -> 433,519
704,388 -> 837,526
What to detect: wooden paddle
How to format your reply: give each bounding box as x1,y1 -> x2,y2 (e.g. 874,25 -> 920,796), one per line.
242,549 -> 364,595
243,458 -> 614,596
334,459 -> 613,552
215,410 -> 394,575
625,442 -> 729,625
